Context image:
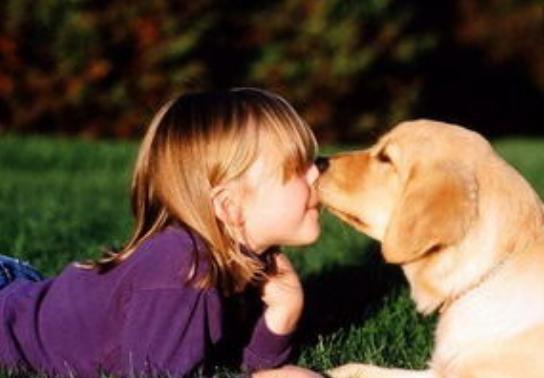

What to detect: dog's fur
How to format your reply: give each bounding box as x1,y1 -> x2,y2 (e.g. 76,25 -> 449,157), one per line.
318,120 -> 544,378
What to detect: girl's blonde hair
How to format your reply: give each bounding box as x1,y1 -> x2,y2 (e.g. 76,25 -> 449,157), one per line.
82,88 -> 317,294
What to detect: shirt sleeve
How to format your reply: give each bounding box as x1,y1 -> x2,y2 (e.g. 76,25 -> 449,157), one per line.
119,286 -> 222,377
242,314 -> 293,372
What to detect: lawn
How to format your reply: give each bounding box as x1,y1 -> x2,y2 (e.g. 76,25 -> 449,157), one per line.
1,133 -> 544,377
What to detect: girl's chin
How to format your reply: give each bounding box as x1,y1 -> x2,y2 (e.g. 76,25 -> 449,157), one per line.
308,207 -> 320,216
301,224 -> 322,245
280,227 -> 321,247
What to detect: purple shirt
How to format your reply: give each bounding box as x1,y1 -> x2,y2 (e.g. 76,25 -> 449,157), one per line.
0,225 -> 291,377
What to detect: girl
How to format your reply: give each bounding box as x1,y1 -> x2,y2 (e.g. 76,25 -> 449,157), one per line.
0,88 -> 323,377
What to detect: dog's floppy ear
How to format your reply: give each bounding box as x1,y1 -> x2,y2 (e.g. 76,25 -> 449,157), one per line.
382,161 -> 478,264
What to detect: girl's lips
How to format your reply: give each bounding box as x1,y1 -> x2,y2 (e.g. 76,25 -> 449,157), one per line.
307,201 -> 321,210
307,189 -> 320,209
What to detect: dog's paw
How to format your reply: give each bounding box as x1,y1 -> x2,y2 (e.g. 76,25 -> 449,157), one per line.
326,363 -> 369,378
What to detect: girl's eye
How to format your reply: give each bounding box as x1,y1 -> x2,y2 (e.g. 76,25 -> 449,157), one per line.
377,150 -> 392,164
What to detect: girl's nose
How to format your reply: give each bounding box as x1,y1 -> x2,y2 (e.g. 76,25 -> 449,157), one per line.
306,163 -> 320,184
314,156 -> 329,173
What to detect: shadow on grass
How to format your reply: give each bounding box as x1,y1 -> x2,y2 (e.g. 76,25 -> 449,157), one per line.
297,240 -> 407,345
209,240 -> 409,374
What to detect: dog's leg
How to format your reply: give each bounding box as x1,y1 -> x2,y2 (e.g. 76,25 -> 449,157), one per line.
326,363 -> 437,378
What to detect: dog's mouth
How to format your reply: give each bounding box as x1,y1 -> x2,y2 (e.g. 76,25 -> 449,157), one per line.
325,205 -> 369,232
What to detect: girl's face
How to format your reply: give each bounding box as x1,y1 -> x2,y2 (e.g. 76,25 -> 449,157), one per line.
238,153 -> 321,253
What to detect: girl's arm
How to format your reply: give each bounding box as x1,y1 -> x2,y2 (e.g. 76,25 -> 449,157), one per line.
242,253 -> 305,372
261,253 -> 304,334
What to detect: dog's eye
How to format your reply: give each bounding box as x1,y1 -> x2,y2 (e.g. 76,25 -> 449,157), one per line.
377,150 -> 392,164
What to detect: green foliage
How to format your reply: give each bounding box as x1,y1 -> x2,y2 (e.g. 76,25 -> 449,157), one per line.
0,1 -> 214,136
1,1 -> 542,141
1,135 -> 544,377
243,1 -> 437,139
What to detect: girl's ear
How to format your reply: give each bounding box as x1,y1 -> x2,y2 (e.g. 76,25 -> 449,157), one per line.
210,185 -> 244,226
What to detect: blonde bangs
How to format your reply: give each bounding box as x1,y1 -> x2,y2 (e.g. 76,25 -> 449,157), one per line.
253,96 -> 318,182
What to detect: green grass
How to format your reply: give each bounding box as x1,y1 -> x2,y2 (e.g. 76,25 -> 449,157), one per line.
1,134 -> 544,377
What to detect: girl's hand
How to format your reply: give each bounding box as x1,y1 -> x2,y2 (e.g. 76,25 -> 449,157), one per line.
261,253 -> 304,335
252,365 -> 324,378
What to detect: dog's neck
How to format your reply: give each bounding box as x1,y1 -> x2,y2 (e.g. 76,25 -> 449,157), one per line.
438,248 -> 515,314
438,200 -> 544,315
438,230 -> 544,315
404,222 -> 540,316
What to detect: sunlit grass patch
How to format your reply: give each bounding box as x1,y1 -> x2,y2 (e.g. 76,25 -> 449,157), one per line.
1,134 -> 543,376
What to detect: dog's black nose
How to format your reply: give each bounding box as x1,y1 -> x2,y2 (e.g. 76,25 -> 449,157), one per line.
315,156 -> 330,173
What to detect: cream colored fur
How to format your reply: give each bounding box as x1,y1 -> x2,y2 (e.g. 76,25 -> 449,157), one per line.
317,120 -> 544,378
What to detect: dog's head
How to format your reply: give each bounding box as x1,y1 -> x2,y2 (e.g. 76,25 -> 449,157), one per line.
318,120 -> 544,312
318,120 -> 489,264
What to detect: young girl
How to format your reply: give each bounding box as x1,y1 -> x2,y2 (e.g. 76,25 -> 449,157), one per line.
0,88 -> 323,377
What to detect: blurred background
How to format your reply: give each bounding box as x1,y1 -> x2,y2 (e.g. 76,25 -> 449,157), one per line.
1,0 -> 543,143
0,2 -> 543,374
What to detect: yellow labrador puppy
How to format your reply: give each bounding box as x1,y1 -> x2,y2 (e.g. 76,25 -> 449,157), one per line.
317,120 -> 544,378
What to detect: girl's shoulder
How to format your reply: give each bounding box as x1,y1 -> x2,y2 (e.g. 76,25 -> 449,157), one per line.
141,224 -> 205,258
125,224 -> 210,290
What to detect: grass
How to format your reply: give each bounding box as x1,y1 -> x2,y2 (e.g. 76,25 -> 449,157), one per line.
1,133 -> 544,377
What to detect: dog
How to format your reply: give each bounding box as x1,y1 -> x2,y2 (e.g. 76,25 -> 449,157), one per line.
317,120 -> 544,378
